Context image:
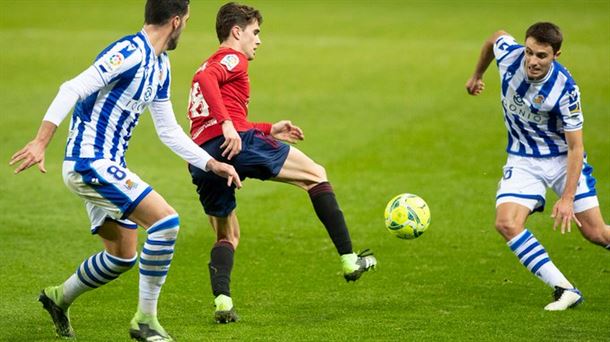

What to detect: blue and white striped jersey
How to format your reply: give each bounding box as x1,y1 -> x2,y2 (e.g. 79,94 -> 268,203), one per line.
493,35 -> 583,158
65,30 -> 171,166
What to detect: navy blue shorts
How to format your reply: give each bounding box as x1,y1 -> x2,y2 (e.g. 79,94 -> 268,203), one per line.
189,129 -> 291,217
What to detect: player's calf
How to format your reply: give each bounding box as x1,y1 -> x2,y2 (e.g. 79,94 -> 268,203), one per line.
138,214 -> 180,314
209,240 -> 237,323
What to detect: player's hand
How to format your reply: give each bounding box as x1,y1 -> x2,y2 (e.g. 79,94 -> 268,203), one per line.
206,158 -> 242,189
465,76 -> 485,96
551,197 -> 581,234
220,120 -> 242,160
9,140 -> 47,174
271,120 -> 304,143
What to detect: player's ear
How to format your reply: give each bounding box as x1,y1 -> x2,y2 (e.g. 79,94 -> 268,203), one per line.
231,25 -> 241,40
554,50 -> 561,59
171,16 -> 181,30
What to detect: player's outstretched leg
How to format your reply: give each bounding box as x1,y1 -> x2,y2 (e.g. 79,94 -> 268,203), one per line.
40,251 -> 137,338
130,214 -> 179,342
308,182 -> 377,281
209,240 -> 239,323
507,229 -> 582,310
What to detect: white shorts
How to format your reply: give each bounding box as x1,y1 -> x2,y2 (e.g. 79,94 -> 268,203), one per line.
63,159 -> 153,233
496,154 -> 598,213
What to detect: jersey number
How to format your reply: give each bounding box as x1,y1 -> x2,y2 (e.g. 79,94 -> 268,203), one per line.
107,165 -> 127,181
188,83 -> 210,119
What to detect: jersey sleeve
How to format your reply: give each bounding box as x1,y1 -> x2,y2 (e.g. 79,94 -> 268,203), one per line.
197,63 -> 232,123
154,53 -> 171,102
93,40 -> 142,86
557,85 -> 584,132
493,34 -> 524,72
42,65 -> 106,126
197,54 -> 246,124
252,122 -> 272,135
149,100 -> 213,171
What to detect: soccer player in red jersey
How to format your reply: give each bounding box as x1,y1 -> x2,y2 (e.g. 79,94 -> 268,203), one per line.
187,2 -> 377,323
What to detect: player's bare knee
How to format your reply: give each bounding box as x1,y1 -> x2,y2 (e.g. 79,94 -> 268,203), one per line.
216,229 -> 239,248
495,218 -> 522,240
312,163 -> 327,182
159,205 -> 177,220
301,164 -> 327,191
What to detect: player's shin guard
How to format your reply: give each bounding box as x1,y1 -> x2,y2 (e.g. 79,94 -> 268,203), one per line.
62,251 -> 137,308
209,240 -> 234,297
507,229 -> 572,289
139,214 -> 180,316
308,182 -> 353,255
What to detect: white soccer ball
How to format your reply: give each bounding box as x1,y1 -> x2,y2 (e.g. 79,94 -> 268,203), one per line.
384,193 -> 431,239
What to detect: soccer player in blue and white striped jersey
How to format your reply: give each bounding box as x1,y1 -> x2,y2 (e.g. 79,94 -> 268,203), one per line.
466,22 -> 610,311
9,1 -> 241,340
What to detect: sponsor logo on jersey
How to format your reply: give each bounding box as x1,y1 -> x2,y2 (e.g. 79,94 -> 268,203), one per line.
125,99 -> 147,112
220,54 -> 239,71
513,94 -> 524,106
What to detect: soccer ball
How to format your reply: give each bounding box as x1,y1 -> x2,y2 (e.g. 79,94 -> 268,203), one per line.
384,193 -> 431,239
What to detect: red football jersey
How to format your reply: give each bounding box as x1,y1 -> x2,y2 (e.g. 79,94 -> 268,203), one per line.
188,47 -> 272,145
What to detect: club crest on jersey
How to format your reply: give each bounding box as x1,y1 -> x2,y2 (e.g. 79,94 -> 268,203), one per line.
220,54 -> 239,71
124,179 -> 138,190
533,95 -> 544,105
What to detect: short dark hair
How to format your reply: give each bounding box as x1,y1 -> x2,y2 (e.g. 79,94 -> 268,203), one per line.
145,0 -> 190,25
216,2 -> 263,43
525,22 -> 563,53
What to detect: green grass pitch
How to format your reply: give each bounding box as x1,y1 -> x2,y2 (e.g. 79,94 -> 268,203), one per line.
1,0 -> 608,340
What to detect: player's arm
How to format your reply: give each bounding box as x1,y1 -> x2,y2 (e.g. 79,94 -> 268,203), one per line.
198,63 -> 242,160
466,30 -> 508,96
9,65 -> 106,174
551,130 -> 584,234
551,86 -> 586,233
148,100 -> 241,188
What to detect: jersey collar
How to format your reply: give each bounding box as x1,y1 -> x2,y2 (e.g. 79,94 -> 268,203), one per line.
138,29 -> 158,60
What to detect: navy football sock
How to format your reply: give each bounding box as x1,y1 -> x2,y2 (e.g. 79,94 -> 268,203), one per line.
209,241 -> 234,297
308,182 -> 353,255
